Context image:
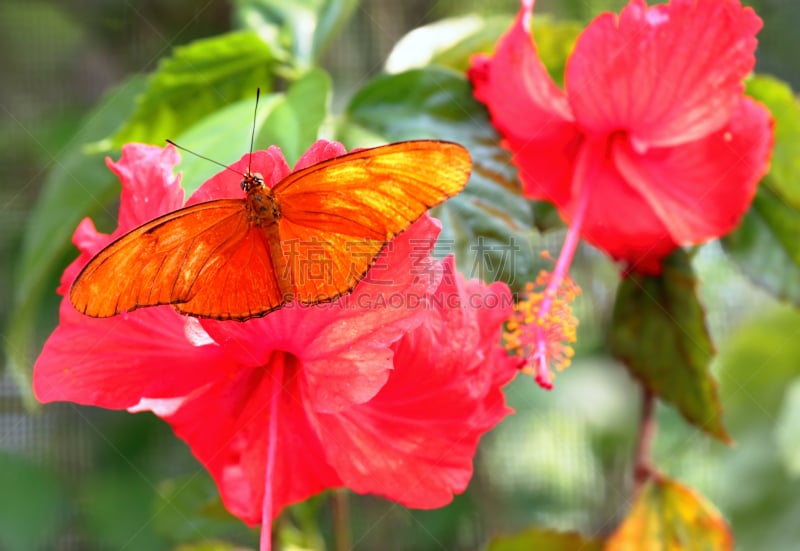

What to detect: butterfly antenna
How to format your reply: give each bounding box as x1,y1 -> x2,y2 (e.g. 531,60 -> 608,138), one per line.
248,88 -> 261,176
165,139 -> 245,178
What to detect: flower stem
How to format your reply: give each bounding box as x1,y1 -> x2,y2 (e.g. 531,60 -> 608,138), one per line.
331,489 -> 352,551
261,362 -> 284,551
633,385 -> 656,496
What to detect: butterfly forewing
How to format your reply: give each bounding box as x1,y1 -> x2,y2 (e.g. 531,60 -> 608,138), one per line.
70,200 -> 282,319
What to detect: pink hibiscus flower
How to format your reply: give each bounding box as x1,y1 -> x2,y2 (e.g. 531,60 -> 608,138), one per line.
33,142 -> 516,548
470,0 -> 773,274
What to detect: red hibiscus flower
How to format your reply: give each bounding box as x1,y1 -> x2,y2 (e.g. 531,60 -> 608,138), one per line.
33,142 -> 516,547
470,0 -> 773,274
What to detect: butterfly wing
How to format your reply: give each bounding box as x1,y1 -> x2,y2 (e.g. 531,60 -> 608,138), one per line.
70,199 -> 285,320
272,140 -> 471,303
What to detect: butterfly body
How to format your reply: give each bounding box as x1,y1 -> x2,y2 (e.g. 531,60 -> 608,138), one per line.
70,140 -> 471,321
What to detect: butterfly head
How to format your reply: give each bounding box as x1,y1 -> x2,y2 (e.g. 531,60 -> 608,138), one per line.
240,172 -> 265,193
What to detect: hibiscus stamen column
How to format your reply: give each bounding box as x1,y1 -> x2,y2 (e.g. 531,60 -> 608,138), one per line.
261,361 -> 284,551
505,148 -> 597,388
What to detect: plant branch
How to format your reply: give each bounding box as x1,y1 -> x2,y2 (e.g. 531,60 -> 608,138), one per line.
331,489 -> 352,551
633,384 -> 657,495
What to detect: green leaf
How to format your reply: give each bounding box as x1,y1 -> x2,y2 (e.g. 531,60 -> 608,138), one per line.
746,75 -> 800,204
485,528 -> 602,551
723,187 -> 800,305
605,476 -> 733,551
112,31 -> 278,147
154,68 -> 330,197
171,94 -> 281,197
256,68 -> 331,166
610,249 -> 729,442
5,76 -> 146,403
343,67 -> 536,290
0,453 -> 64,551
234,0 -> 359,66
723,75 -> 800,305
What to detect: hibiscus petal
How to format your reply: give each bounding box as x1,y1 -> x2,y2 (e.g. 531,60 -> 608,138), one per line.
294,140 -> 347,171
186,147 -> 290,205
33,301 -> 228,408
614,97 -> 773,244
57,218 -> 111,295
505,127 -> 582,206
567,0 -> 762,147
164,352 -> 341,525
312,259 -> 515,507
107,144 -> 185,233
469,0 -> 579,206
469,0 -> 573,135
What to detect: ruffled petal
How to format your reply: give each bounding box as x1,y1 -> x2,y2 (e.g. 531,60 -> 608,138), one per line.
107,143 -> 185,233
164,352 -> 341,525
614,97 -> 773,244
312,259 -> 515,507
33,300 -> 228,408
294,140 -> 347,171
567,0 -> 762,147
469,0 -> 573,133
469,0 -> 579,206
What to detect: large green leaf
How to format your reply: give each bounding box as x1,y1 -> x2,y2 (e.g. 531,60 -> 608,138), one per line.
170,94 -> 281,197
170,69 -> 330,196
343,67 -> 536,290
5,77 -> 146,403
610,249 -> 729,442
723,75 -> 800,306
256,68 -> 331,166
234,0 -> 360,67
112,31 -> 279,147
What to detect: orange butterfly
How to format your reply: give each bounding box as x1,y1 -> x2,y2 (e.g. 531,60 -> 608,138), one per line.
70,140 -> 471,321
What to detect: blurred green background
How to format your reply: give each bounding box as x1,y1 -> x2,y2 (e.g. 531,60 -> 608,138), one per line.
1,0 -> 799,549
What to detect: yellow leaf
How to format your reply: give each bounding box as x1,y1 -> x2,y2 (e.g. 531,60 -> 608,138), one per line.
605,476 -> 732,551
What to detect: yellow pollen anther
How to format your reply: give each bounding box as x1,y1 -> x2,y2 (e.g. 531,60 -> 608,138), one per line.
503,269 -> 581,387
